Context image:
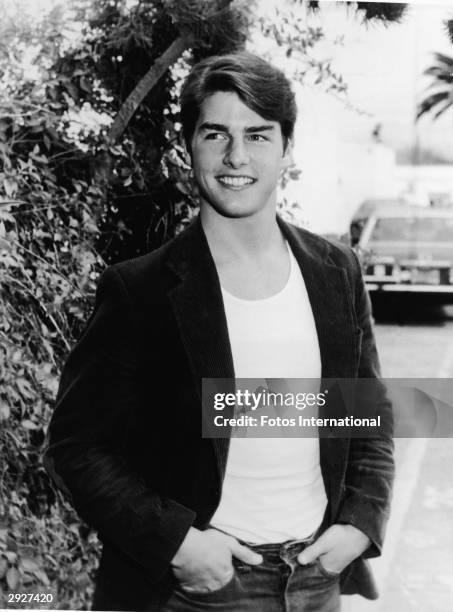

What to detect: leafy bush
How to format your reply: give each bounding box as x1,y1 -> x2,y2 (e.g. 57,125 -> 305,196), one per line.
0,6 -> 105,604
0,134 -> 105,609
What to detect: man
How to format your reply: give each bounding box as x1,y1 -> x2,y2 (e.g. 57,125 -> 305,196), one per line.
45,52 -> 394,611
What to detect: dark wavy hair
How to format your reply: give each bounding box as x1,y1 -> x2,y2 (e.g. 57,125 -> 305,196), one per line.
180,52 -> 297,151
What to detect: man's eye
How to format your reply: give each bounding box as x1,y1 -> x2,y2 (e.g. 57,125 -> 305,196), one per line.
205,133 -> 227,141
248,134 -> 267,142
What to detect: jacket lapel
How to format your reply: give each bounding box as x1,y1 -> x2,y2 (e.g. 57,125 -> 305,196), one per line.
165,218 -> 233,478
278,219 -> 356,516
278,218 -> 358,379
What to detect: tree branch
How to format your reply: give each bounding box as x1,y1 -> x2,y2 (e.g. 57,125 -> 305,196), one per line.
107,34 -> 192,144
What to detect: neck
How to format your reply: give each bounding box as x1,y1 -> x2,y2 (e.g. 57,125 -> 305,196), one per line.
200,203 -> 285,265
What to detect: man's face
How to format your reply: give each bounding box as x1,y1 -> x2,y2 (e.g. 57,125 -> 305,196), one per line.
190,91 -> 292,219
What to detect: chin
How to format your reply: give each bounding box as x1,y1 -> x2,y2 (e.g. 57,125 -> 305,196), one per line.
211,202 -> 263,219
199,186 -> 271,219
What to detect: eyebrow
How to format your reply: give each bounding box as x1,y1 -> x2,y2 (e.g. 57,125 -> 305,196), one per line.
198,122 -> 275,134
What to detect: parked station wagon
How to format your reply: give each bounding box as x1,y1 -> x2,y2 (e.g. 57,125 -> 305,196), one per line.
350,199 -> 453,303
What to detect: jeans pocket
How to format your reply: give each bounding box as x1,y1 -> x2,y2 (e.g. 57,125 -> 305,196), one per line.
314,557 -> 342,579
176,572 -> 240,603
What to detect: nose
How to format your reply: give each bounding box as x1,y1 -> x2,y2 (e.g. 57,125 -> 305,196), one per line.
223,137 -> 249,168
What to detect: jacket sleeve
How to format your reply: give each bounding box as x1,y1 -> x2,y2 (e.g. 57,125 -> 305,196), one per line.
44,266 -> 196,581
336,249 -> 395,559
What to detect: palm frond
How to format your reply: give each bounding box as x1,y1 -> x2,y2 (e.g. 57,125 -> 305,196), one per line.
299,1 -> 408,23
424,66 -> 453,84
432,96 -> 453,120
417,51 -> 453,121
445,18 -> 453,45
423,52 -> 453,73
417,89 -> 453,120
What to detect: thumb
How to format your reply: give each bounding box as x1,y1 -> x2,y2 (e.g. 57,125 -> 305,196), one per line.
297,539 -> 327,565
229,540 -> 263,565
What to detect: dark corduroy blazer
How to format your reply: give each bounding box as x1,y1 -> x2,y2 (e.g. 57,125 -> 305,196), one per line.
44,216 -> 394,610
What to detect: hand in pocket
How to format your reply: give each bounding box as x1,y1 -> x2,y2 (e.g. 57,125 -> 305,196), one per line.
171,528 -> 262,594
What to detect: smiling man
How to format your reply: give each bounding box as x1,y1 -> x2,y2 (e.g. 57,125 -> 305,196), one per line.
45,53 -> 394,611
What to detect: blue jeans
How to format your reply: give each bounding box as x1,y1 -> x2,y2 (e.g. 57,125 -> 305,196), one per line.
162,537 -> 341,611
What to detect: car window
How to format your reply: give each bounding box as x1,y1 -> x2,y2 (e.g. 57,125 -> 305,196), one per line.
370,217 -> 453,242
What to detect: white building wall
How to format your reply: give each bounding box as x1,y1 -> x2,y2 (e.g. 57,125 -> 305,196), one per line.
280,139 -> 399,235
395,166 -> 453,207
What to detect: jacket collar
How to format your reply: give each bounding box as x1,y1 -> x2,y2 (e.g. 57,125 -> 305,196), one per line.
279,218 -> 359,379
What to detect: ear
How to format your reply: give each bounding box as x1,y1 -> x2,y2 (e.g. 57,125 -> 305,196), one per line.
183,138 -> 192,165
281,138 -> 294,170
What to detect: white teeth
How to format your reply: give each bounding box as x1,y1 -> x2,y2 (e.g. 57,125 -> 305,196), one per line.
217,176 -> 254,187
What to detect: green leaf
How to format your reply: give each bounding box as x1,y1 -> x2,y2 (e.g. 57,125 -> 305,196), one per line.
22,571 -> 35,584
4,551 -> 17,563
79,76 -> 92,93
20,557 -> 40,573
175,181 -> 190,196
3,178 -> 18,198
0,557 -> 8,579
0,402 -> 10,420
21,420 -> 38,430
33,568 -> 50,585
6,566 -> 20,590
16,378 -> 33,398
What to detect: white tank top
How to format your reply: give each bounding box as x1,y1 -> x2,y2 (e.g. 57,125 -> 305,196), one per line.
210,244 -> 327,543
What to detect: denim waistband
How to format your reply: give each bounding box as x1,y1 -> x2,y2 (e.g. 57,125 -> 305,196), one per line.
237,530 -> 317,555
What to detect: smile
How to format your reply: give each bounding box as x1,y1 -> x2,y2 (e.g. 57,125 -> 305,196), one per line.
216,176 -> 256,188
